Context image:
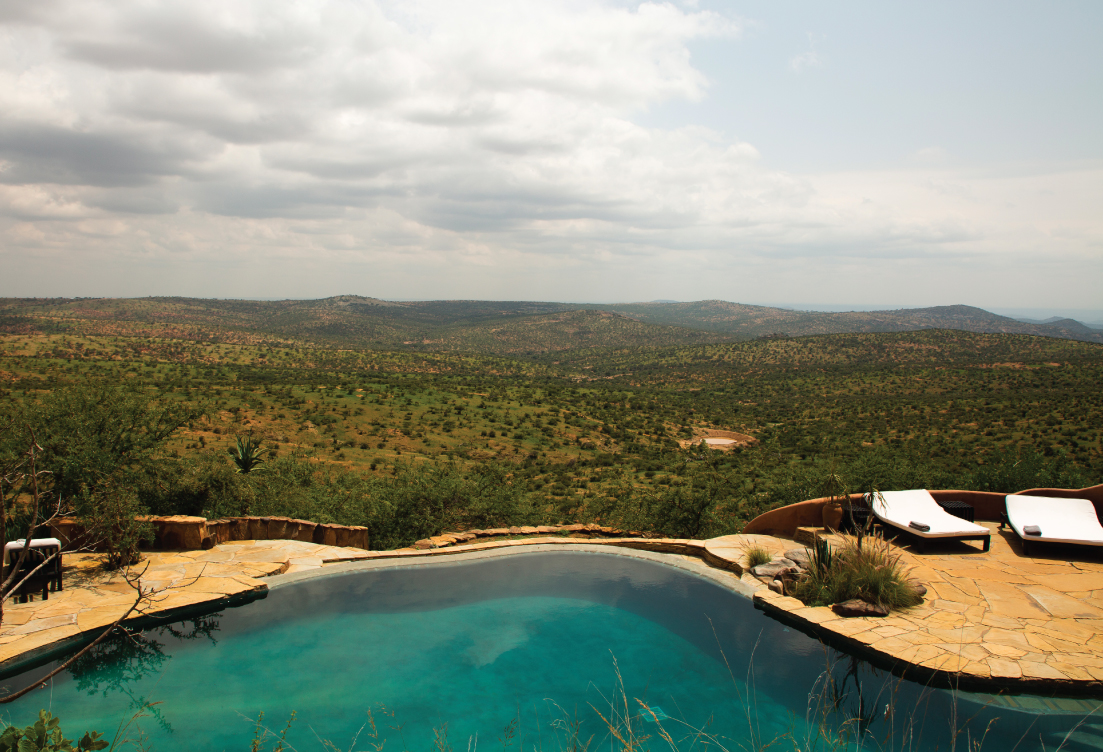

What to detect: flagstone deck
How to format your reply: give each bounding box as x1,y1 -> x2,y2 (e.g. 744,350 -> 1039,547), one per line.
0,539 -> 369,669
3,525 -> 1103,695
704,522 -> 1103,694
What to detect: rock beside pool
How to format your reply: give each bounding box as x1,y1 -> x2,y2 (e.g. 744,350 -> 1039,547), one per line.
750,559 -> 799,583
908,579 -> 928,598
831,599 -> 889,618
783,549 -> 811,570
768,568 -> 802,596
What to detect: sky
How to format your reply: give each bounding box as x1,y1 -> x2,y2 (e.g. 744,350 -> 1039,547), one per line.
1,0 -> 1101,314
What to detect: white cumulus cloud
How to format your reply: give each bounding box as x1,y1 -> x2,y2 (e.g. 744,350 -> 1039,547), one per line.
0,0 -> 1099,306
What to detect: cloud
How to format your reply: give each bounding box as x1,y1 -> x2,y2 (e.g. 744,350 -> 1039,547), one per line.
910,146 -> 950,166
789,32 -> 823,73
0,0 -> 1099,306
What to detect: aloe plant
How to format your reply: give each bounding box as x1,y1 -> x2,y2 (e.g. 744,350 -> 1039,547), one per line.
229,436 -> 267,474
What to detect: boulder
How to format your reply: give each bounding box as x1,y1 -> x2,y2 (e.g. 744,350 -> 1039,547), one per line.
333,525 -> 370,550
831,599 -> 889,618
783,548 -> 811,570
216,518 -> 248,542
289,519 -> 318,543
265,517 -> 291,540
749,559 -> 799,584
907,579 -> 928,598
774,569 -> 801,596
313,523 -> 340,546
152,516 -> 207,550
246,517 -> 270,541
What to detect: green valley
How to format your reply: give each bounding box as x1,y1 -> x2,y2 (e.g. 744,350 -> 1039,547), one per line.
2,298 -> 1100,550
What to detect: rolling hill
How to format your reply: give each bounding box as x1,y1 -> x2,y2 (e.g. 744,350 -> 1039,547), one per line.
1,296 -> 1100,353
596,301 -> 1103,344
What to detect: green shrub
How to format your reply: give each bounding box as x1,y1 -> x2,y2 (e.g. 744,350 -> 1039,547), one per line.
0,710 -> 106,752
967,448 -> 1088,493
76,486 -> 153,570
794,534 -> 922,612
147,451 -> 533,550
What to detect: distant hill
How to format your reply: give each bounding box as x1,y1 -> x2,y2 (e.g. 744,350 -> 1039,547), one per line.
1037,318 -> 1102,337
1017,315 -> 1103,330
0,296 -> 724,354
1,296 -> 1101,353
596,301 -> 1103,345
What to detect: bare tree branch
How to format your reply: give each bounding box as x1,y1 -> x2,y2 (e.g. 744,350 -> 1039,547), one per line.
1,427 -> 70,612
0,559 -> 207,704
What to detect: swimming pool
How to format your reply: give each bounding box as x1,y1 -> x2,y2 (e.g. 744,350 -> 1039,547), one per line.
0,549 -> 1088,751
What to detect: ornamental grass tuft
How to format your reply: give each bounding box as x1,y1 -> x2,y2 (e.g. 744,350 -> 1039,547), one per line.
743,544 -> 773,568
793,534 -> 922,612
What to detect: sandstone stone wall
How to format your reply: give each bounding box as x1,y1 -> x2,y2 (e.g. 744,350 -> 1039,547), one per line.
50,515 -> 370,552
409,523 -> 649,550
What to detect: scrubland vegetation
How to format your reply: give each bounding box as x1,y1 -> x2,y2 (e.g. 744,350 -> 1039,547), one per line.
2,321 -> 1099,550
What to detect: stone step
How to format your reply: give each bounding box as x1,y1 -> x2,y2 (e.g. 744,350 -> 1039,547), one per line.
794,527 -> 826,547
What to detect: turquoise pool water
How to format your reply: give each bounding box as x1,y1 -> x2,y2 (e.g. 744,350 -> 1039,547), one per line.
0,551 -> 1089,751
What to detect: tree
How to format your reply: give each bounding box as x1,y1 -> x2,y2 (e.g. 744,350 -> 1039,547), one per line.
2,382 -> 201,571
0,427 -> 65,625
10,383 -> 202,503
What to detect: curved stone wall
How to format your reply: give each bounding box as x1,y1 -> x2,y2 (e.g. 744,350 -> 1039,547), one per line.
49,515 -> 370,552
742,483 -> 1103,538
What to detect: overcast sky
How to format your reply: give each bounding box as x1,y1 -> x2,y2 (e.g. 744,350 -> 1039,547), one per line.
1,0 -> 1101,313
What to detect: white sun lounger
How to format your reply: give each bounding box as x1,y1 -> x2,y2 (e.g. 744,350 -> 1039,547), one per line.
1004,494 -> 1103,555
868,489 -> 991,552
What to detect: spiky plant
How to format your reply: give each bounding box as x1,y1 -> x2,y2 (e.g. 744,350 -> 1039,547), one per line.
229,436 -> 267,474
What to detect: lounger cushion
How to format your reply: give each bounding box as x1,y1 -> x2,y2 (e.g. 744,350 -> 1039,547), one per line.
871,490 -> 990,539
1006,495 -> 1103,547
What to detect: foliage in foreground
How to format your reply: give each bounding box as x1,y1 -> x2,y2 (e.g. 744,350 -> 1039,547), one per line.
0,710 -> 107,752
793,534 -> 923,611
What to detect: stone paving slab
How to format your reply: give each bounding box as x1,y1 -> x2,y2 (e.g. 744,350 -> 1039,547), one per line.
703,524 -> 1103,694
0,540 -> 369,670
